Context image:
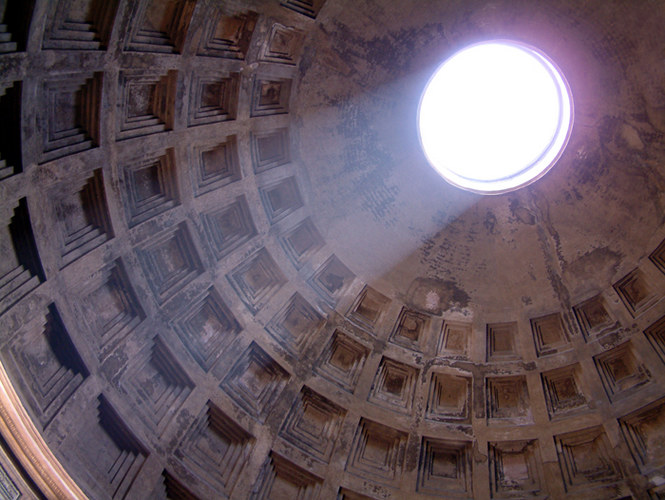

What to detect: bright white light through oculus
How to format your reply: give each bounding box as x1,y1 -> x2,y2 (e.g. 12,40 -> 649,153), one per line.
418,41 -> 573,194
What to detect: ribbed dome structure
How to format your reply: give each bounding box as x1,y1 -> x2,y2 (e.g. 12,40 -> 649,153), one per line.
0,1 -> 665,499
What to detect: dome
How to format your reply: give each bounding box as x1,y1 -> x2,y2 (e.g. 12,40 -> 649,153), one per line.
0,1 -> 665,499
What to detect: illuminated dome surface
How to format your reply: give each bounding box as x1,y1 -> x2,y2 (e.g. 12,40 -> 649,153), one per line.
2,1 -> 665,499
418,41 -> 573,194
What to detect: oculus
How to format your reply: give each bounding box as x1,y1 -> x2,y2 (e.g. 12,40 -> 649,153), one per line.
418,41 -> 573,194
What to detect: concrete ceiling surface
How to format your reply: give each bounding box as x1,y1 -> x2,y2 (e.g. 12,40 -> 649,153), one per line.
0,0 -> 664,499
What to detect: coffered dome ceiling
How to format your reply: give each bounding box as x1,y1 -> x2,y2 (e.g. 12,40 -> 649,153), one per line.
0,1 -> 665,499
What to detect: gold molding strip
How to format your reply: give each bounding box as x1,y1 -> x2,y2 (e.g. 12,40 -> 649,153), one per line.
0,360 -> 87,500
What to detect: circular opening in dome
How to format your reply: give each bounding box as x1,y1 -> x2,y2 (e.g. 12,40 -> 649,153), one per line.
418,40 -> 573,194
